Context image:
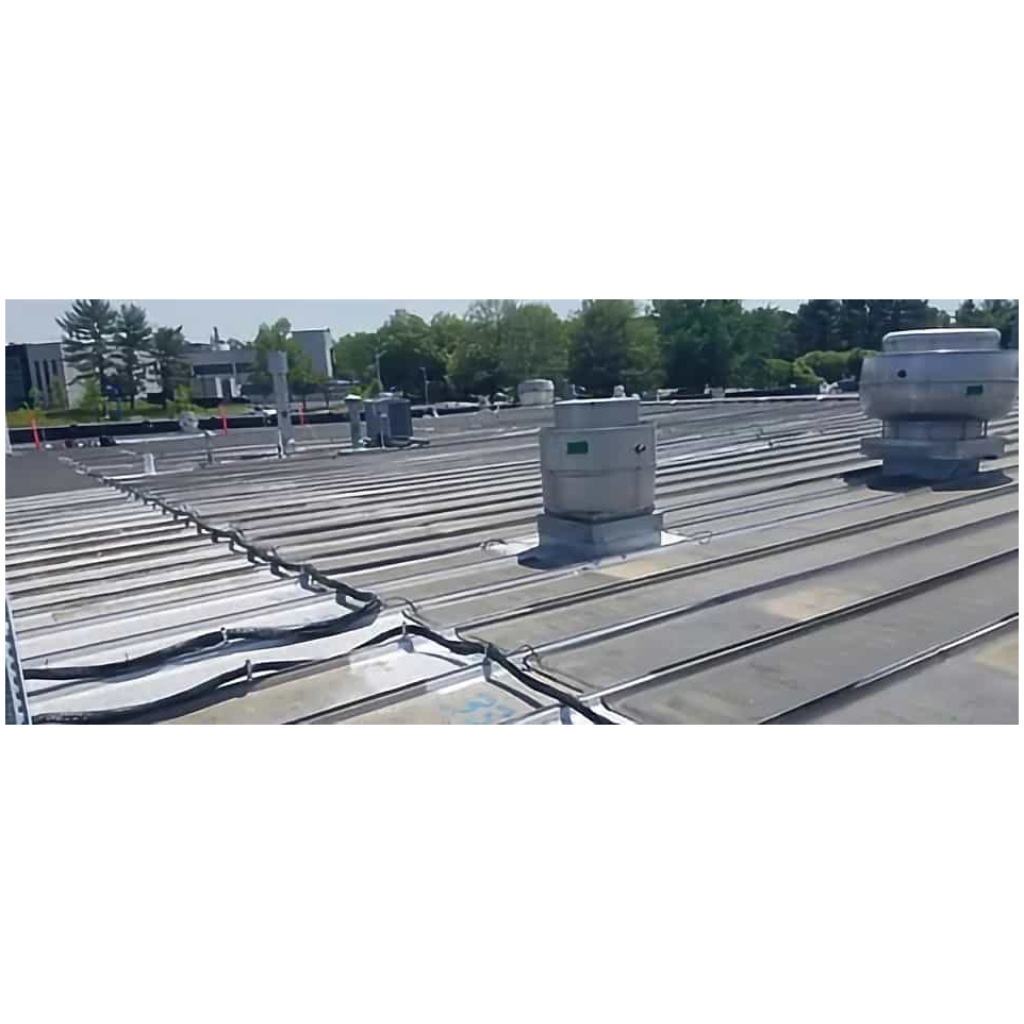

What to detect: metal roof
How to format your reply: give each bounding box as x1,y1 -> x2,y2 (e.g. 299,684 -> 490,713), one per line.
5,398 -> 1018,724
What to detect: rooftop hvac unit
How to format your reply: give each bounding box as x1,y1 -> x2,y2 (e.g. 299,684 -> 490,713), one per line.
859,328 -> 1018,480
365,396 -> 413,447
525,398 -> 663,562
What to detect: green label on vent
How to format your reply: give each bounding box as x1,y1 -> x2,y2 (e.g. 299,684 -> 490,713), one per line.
566,440 -> 589,455
965,384 -> 984,396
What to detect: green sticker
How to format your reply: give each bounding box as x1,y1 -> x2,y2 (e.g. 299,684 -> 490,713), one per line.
965,384 -> 984,396
566,440 -> 589,455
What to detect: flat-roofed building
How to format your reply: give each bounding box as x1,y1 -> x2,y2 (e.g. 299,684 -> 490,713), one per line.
185,342 -> 255,401
290,328 -> 335,379
4,341 -> 86,410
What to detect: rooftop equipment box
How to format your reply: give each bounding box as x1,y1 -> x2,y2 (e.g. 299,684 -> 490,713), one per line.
540,398 -> 656,523
365,396 -> 413,444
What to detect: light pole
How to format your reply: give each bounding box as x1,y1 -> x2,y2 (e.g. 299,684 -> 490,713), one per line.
374,350 -> 383,395
268,349 -> 294,456
421,366 -> 429,406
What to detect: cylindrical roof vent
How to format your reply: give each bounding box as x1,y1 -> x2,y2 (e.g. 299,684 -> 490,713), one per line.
518,379 -> 555,406
859,327 -> 1017,479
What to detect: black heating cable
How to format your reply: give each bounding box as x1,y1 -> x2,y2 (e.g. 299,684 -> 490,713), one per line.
23,599 -> 383,682
32,621 -> 612,725
29,478 -> 612,724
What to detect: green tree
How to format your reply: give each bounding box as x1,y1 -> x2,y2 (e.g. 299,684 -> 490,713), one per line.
797,299 -> 948,352
333,331 -> 380,385
892,300 -> 949,331
864,299 -> 899,344
793,300 -> 843,354
765,358 -> 797,387
955,299 -> 1018,348
447,328 -> 501,398
56,299 -> 118,413
799,350 -> 850,383
733,354 -> 779,389
292,371 -> 327,411
731,305 -> 798,385
248,318 -> 317,401
429,313 -> 470,399
863,300 -> 947,346
374,310 -> 445,397
955,299 -> 979,323
449,300 -> 519,396
335,313 -> 446,399
78,378 -> 104,420
466,300 -> 519,350
169,383 -> 195,417
791,358 -> 824,387
112,303 -> 153,409
838,300 -> 871,350
621,315 -> 664,394
652,300 -> 744,391
844,348 -> 875,380
566,300 -> 646,396
48,378 -> 69,411
428,312 -> 468,366
151,326 -> 191,408
498,303 -> 569,386
738,305 -> 799,360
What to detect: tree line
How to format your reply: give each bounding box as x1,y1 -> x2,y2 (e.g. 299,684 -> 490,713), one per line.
47,298 -> 1018,416
334,299 -> 1019,400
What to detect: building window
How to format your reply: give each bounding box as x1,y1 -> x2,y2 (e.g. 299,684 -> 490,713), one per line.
34,363 -> 44,395
193,363 -> 235,376
51,360 -> 59,377
6,348 -> 31,411
43,361 -> 52,390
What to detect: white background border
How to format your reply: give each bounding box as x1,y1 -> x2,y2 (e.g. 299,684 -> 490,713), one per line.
2,3 -> 1019,1023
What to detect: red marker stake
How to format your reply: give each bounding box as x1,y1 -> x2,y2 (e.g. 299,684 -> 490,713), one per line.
299,404 -> 306,426
30,417 -> 41,450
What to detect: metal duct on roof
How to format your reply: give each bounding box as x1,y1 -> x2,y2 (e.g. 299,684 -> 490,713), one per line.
860,328 -> 1018,480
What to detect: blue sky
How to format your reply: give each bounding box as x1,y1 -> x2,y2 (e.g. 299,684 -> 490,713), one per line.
5,299 -> 961,345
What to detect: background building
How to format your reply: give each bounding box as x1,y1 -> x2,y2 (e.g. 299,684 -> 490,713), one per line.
290,328 -> 335,379
5,342 -> 85,410
184,339 -> 255,402
6,327 -> 336,411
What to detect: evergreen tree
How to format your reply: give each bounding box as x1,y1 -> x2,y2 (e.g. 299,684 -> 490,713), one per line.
955,299 -> 1018,348
55,300 -> 118,413
793,300 -> 842,353
113,303 -> 154,409
151,326 -> 191,408
838,300 -> 871,350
